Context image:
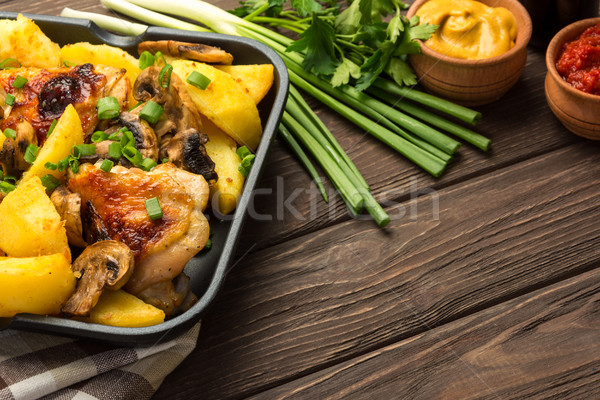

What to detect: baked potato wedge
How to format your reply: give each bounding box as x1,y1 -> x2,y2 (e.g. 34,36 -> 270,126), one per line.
0,253 -> 76,318
214,64 -> 274,105
0,14 -> 60,68
202,116 -> 245,215
21,104 -> 84,183
0,176 -> 70,258
81,290 -> 165,328
171,60 -> 263,151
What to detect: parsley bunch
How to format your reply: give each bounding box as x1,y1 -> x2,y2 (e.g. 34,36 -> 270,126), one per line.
233,0 -> 436,89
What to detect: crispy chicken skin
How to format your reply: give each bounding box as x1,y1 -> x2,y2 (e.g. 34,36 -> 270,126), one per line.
68,162 -> 210,294
0,64 -> 129,144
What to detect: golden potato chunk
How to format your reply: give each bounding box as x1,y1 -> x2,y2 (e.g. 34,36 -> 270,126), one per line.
0,176 -> 70,258
172,60 -> 263,151
215,64 -> 274,105
0,14 -> 61,68
21,104 -> 84,182
60,42 -> 141,91
0,253 -> 76,317
202,116 -> 245,215
82,290 -> 165,328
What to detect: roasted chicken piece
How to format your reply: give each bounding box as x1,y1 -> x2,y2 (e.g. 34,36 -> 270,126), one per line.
0,63 -> 129,145
67,162 -> 210,296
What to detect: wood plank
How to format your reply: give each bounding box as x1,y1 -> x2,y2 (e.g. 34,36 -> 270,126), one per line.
1,0 -> 581,250
153,141 -> 600,399
252,266 -> 600,400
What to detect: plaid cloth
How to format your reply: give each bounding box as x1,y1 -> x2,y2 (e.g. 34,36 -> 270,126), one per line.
0,323 -> 200,400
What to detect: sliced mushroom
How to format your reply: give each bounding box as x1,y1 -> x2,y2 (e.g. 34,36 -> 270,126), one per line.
0,121 -> 37,176
50,186 -> 87,248
133,66 -> 201,136
166,128 -> 217,184
62,240 -> 135,317
138,40 -> 234,65
119,112 -> 159,161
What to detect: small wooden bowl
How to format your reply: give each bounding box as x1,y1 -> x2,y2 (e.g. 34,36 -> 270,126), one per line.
545,17 -> 600,140
406,0 -> 532,106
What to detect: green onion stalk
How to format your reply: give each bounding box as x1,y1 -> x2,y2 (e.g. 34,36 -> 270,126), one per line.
62,0 -> 489,226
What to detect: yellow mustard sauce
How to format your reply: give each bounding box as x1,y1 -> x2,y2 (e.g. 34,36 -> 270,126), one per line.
416,0 -> 518,60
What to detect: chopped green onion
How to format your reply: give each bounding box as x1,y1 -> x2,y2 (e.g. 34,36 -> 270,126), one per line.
91,130 -> 108,143
12,75 -> 28,88
3,128 -> 16,139
204,238 -> 212,250
44,162 -> 58,170
139,51 -> 155,69
140,157 -> 157,171
238,154 -> 255,178
108,127 -> 125,141
0,181 -> 15,194
63,60 -> 76,67
97,96 -> 120,120
47,119 -> 58,137
2,175 -> 16,184
58,157 -> 71,172
5,93 -> 15,106
108,142 -> 122,159
24,144 -> 39,164
122,145 -> 143,166
128,101 -> 144,112
139,100 -> 164,124
236,146 -> 251,160
162,158 -> 169,164
40,174 -> 61,191
99,159 -> 114,172
145,196 -> 163,220
69,157 -> 80,173
119,128 -> 135,149
187,71 -> 211,90
72,144 -> 97,158
0,170 -> 3,180
154,51 -> 167,66
159,64 -> 173,88
0,58 -> 21,69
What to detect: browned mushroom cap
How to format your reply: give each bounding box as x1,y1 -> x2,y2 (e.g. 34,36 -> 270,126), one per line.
119,112 -> 159,161
138,40 -> 234,65
165,128 -> 217,184
0,121 -> 37,176
133,66 -> 201,137
62,240 -> 135,317
50,186 -> 87,248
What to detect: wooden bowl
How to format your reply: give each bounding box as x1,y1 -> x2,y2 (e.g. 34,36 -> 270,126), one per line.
545,17 -> 600,140
406,0 -> 532,106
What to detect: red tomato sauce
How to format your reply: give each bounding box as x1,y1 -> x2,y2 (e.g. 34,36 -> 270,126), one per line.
556,23 -> 600,95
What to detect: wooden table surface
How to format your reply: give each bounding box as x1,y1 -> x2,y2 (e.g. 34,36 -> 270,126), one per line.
4,0 -> 600,398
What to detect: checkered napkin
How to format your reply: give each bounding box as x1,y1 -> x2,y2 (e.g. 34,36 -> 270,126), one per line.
0,323 -> 200,400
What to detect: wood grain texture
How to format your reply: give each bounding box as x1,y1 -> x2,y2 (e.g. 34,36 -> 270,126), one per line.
252,267 -> 600,400
153,142 -> 600,399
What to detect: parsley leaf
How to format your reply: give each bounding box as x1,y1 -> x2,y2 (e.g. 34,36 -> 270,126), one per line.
335,0 -> 373,35
385,57 -> 417,86
287,14 -> 338,75
387,13 -> 404,43
394,16 -> 438,55
291,0 -> 322,17
331,58 -> 362,87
